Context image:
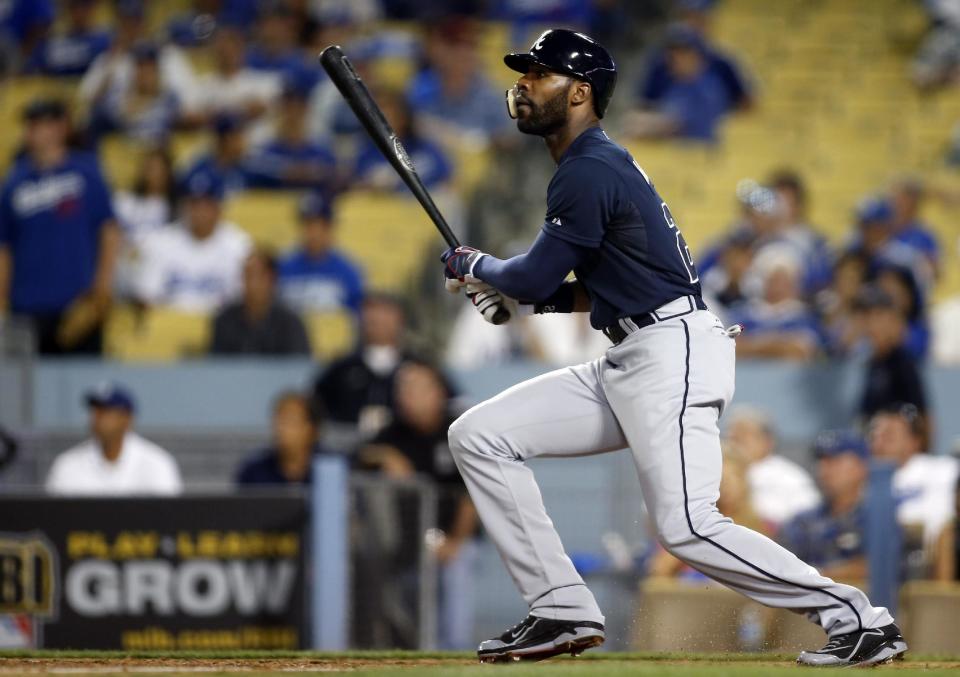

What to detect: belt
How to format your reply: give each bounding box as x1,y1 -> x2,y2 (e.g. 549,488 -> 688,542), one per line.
602,295 -> 707,345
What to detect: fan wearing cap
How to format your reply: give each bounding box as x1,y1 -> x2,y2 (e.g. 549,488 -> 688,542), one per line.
243,75 -> 336,190
277,192 -> 364,314
182,113 -> 252,196
778,432 -> 872,582
46,382 -> 182,496
132,167 -> 252,313
0,98 -> 120,355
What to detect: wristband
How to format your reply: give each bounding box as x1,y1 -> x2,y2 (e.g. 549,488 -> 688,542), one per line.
533,282 -> 576,314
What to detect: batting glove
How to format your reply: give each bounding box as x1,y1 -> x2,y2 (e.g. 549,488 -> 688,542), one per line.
466,282 -> 511,324
441,246 -> 487,294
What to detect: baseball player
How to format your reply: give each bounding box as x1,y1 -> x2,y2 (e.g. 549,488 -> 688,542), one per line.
440,29 -> 907,667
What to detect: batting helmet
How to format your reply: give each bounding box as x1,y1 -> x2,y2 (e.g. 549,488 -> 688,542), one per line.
504,29 -> 617,119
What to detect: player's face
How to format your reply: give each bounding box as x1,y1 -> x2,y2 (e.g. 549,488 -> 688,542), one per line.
514,67 -> 573,136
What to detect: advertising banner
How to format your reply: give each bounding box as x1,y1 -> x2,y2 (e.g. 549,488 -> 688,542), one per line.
0,495 -> 308,649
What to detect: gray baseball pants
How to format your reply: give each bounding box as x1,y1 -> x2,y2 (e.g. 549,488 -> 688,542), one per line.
448,302 -> 893,637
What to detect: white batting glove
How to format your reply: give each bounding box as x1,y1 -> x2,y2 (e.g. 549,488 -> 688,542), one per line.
466,282 -> 511,325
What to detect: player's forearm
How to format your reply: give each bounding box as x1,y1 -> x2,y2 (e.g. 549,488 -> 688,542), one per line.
473,230 -> 584,302
447,494 -> 478,544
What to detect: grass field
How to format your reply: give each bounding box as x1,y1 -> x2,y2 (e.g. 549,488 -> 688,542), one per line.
2,651 -> 960,676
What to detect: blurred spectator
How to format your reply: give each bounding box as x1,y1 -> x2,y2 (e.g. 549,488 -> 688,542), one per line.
639,3 -> 753,111
869,404 -> 959,576
46,382 -> 182,496
182,114 -> 252,195
354,89 -> 453,191
911,0 -> 960,90
724,407 -> 820,530
114,147 -> 179,297
699,228 -> 754,317
0,0 -> 53,70
26,0 -> 110,77
856,287 -> 928,425
767,169 -> 832,295
89,42 -> 181,144
277,192 -> 364,314
313,293 -> 417,443
359,361 -> 477,649
210,248 -> 311,355
407,18 -> 511,147
778,431 -> 871,581
816,251 -> 869,356
190,25 -> 281,124
0,99 -> 120,355
245,77 -> 337,190
78,3 -> 198,118
729,246 -> 824,361
627,25 -> 739,142
115,147 -> 178,244
888,177 -> 939,278
133,167 -> 252,312
845,197 -> 930,296
874,263 -> 929,359
236,390 -> 325,485
166,0 -> 225,48
245,4 -> 306,81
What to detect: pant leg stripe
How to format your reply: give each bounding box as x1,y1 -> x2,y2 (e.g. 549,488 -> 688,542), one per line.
676,319 -> 864,632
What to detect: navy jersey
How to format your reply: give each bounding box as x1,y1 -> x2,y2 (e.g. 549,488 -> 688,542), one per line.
542,127 -> 701,329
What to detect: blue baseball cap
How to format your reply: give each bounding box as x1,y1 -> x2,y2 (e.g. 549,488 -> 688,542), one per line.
182,167 -> 225,201
212,112 -> 245,136
856,197 -> 893,226
84,382 -> 136,413
814,430 -> 868,460
298,191 -> 334,221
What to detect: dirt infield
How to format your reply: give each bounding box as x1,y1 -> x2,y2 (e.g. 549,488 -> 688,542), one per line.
2,653 -> 959,676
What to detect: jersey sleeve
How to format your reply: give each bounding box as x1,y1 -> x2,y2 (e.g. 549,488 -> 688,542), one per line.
0,182 -> 15,246
84,160 -> 116,231
542,157 -> 620,248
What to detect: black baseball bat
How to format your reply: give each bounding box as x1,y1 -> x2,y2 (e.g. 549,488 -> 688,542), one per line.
319,45 -> 511,325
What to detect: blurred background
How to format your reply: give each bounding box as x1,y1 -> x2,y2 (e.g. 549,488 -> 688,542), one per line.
0,0 -> 959,657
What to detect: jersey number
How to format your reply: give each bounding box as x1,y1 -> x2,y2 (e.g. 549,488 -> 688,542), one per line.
631,160 -> 699,284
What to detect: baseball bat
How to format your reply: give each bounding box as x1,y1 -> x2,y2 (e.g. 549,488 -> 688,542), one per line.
319,45 -> 511,325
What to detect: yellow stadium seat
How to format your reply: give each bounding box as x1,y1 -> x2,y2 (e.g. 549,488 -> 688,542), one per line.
305,310 -> 357,361
106,305 -> 211,361
223,191 -> 300,251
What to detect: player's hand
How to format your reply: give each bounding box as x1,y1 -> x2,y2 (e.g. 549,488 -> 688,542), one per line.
441,246 -> 487,288
466,282 -> 511,324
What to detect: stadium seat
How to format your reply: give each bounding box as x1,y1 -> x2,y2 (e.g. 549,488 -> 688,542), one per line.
106,305 -> 211,361
305,309 -> 357,361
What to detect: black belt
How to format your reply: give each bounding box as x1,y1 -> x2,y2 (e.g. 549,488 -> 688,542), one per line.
602,296 -> 707,345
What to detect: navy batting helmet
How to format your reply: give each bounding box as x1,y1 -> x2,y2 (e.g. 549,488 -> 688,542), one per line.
504,29 -> 617,119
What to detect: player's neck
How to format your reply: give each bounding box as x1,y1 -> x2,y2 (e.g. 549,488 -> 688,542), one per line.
544,119 -> 600,164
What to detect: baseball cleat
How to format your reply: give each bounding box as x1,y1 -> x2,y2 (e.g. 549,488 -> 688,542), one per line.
796,623 -> 907,667
477,615 -> 605,663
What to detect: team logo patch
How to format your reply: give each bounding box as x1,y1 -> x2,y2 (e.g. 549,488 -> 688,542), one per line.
0,533 -> 58,618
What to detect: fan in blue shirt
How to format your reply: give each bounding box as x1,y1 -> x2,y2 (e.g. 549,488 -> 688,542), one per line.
26,0 -> 109,76
277,192 -> 364,314
353,88 -> 452,192
245,79 -> 336,190
0,99 -> 119,354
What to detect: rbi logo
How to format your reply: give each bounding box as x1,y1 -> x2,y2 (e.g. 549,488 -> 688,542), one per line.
0,533 -> 57,617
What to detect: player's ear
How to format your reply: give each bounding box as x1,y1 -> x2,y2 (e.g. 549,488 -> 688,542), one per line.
570,80 -> 592,108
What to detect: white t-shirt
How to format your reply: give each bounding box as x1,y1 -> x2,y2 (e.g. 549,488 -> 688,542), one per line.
894,453 -> 959,544
79,46 -> 199,112
134,221 -> 252,312
194,69 -> 281,116
747,454 -> 821,527
46,432 -> 183,496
